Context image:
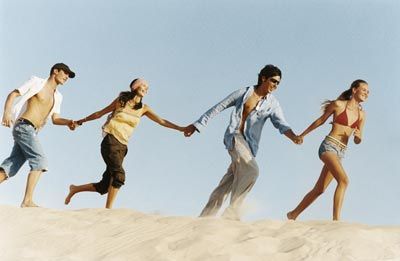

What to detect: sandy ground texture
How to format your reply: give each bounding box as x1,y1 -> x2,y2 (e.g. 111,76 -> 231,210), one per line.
0,205 -> 399,261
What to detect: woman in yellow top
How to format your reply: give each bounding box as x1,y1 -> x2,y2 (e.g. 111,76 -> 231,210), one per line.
64,78 -> 185,208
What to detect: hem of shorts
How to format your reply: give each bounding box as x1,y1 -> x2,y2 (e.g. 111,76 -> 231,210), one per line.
319,150 -> 336,157
92,183 -> 107,195
319,150 -> 343,160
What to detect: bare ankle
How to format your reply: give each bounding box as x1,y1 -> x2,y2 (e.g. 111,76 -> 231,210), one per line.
287,211 -> 297,220
21,201 -> 39,208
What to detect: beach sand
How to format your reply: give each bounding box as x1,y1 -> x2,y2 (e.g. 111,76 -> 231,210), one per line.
0,205 -> 399,261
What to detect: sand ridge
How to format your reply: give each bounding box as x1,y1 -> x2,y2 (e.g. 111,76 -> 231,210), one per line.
0,205 -> 399,261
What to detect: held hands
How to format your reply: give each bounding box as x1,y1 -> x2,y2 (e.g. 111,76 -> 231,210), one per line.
75,117 -> 88,127
184,124 -> 196,137
67,117 -> 87,131
293,135 -> 304,145
67,120 -> 79,131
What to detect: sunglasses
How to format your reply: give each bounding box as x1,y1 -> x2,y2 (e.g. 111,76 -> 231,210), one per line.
269,78 -> 280,85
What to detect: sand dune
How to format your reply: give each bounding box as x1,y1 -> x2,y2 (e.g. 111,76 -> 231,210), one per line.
0,205 -> 399,261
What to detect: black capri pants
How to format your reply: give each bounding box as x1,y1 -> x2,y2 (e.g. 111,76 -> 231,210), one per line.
93,134 -> 128,195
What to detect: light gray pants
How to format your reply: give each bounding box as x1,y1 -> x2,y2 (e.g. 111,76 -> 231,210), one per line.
200,134 -> 259,220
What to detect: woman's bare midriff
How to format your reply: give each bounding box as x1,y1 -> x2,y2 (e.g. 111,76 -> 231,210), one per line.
328,123 -> 355,145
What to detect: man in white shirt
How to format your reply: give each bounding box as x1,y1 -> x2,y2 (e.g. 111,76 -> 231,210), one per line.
0,63 -> 77,207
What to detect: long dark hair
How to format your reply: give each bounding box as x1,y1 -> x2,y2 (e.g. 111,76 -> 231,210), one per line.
118,78 -> 143,110
321,79 -> 367,112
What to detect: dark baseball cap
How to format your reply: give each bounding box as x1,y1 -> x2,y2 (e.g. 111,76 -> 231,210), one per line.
50,63 -> 75,78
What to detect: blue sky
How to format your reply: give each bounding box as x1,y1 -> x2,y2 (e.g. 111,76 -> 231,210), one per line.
0,0 -> 399,225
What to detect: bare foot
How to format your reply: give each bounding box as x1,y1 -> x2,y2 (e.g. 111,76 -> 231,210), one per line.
65,185 -> 77,205
287,211 -> 296,220
21,202 -> 39,208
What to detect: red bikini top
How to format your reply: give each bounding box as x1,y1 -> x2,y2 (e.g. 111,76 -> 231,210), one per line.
333,102 -> 360,129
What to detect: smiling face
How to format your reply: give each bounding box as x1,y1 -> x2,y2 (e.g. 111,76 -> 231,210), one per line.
53,69 -> 70,85
258,75 -> 281,94
353,83 -> 369,103
130,78 -> 149,97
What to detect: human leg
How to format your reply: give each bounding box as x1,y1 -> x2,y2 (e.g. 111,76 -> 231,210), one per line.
320,153 -> 349,220
21,170 -> 42,207
222,135 -> 259,220
222,159 -> 258,220
12,123 -> 48,207
64,183 -> 97,205
0,140 -> 28,182
100,135 -> 127,208
65,136 -> 117,205
199,163 -> 235,217
105,178 -> 119,209
287,165 -> 334,220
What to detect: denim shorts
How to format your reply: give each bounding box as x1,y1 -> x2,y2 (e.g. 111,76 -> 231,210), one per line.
0,120 -> 48,177
318,136 -> 346,160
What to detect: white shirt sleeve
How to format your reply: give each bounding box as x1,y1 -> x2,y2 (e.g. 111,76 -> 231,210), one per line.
16,76 -> 40,95
52,92 -> 63,115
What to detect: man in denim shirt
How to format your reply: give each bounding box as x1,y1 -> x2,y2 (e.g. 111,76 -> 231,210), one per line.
185,64 -> 302,220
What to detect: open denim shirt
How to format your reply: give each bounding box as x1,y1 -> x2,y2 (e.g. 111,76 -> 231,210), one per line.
193,86 -> 291,157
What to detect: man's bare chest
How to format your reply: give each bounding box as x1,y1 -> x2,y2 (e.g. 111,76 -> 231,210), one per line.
30,89 -> 54,107
243,97 -> 261,115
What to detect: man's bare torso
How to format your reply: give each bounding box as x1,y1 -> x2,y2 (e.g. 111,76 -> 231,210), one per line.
20,82 -> 55,129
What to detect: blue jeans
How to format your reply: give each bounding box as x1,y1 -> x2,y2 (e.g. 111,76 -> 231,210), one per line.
0,120 -> 48,177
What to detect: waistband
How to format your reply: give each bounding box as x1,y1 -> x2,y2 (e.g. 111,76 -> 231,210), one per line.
17,118 -> 37,130
325,135 -> 347,150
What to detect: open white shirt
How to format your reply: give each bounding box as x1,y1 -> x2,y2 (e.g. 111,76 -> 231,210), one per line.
11,76 -> 63,128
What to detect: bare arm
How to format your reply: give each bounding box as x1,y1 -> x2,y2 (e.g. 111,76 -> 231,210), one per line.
353,111 -> 366,144
76,98 -> 118,125
300,101 -> 337,138
1,90 -> 21,127
143,105 -> 185,132
52,113 -> 75,126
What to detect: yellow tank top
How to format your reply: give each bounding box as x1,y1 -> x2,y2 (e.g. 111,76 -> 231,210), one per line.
102,106 -> 143,145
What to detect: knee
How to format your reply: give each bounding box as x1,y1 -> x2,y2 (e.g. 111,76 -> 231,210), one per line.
94,182 -> 109,195
339,176 -> 349,187
313,186 -> 325,196
249,164 -> 259,180
112,172 -> 125,189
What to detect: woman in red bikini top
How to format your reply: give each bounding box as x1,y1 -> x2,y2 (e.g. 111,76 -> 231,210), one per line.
287,79 -> 369,221
333,101 -> 361,129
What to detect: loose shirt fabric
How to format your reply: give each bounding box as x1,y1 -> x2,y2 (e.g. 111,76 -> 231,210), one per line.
11,76 -> 63,129
193,86 -> 291,157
